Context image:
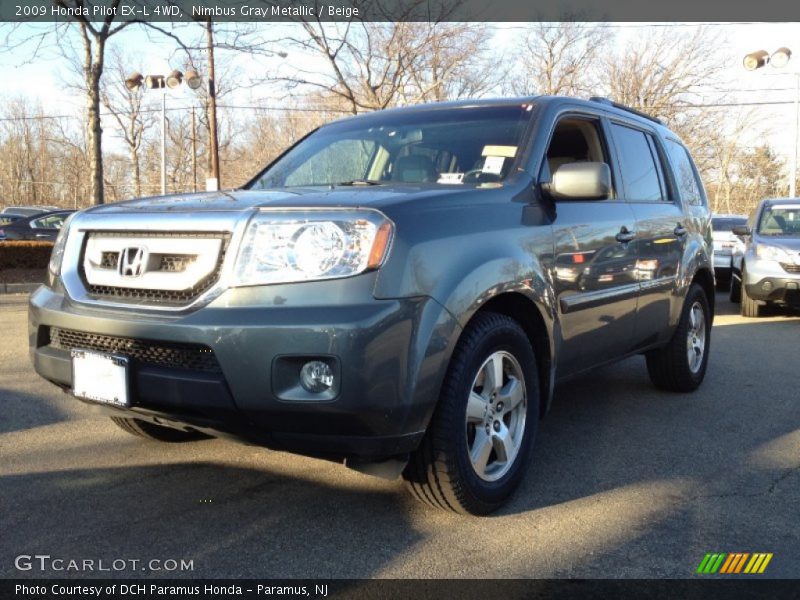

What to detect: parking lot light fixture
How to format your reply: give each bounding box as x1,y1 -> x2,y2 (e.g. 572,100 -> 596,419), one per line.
744,47 -> 798,197
743,50 -> 770,71
126,70 -> 204,195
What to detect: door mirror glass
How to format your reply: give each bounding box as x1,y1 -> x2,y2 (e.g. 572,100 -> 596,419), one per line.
544,162 -> 611,201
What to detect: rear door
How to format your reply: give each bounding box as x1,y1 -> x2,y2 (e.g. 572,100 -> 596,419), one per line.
608,121 -> 686,347
545,114 -> 639,375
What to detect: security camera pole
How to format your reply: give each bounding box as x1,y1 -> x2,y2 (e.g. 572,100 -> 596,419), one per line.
744,47 -> 799,197
126,70 -> 203,196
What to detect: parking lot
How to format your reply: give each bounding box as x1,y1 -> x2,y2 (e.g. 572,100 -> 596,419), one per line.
0,291 -> 797,579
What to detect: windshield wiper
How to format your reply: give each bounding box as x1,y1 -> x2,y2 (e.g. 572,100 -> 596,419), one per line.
333,179 -> 384,186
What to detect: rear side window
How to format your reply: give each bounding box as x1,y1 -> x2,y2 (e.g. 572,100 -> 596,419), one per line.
610,123 -> 665,202
665,139 -> 705,206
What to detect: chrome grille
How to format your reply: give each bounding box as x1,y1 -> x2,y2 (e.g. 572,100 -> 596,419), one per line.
80,231 -> 230,306
49,327 -> 221,373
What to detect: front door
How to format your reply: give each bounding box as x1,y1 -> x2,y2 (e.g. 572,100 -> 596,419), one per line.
544,116 -> 639,376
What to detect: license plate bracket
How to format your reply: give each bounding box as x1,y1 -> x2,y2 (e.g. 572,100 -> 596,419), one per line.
71,349 -> 130,407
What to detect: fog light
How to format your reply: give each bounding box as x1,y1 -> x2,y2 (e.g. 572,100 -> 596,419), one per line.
300,361 -> 334,393
762,281 -> 774,292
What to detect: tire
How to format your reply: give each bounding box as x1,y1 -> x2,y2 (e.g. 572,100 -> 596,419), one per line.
402,312 -> 539,515
646,283 -> 711,393
740,267 -> 763,318
729,273 -> 741,303
110,417 -> 209,443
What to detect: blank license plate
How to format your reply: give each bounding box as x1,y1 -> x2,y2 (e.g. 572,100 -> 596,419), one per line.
71,349 -> 130,407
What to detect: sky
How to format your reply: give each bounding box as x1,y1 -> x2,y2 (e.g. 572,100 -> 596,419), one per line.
2,21 -> 800,170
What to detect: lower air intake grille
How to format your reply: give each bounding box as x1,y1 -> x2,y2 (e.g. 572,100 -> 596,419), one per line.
49,327 -> 221,373
780,263 -> 800,274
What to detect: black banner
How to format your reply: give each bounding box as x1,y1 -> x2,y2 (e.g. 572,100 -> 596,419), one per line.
3,0 -> 800,23
3,579 -> 800,600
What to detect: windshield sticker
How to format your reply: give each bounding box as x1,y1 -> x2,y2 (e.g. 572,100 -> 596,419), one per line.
482,145 -> 517,158
437,173 -> 465,184
482,156 -> 505,175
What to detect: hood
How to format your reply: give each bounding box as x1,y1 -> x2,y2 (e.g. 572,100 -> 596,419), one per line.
754,235 -> 800,252
84,185 -> 468,214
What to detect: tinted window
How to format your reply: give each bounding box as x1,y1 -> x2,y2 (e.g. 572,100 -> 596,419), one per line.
611,123 -> 664,202
665,139 -> 705,206
711,217 -> 747,232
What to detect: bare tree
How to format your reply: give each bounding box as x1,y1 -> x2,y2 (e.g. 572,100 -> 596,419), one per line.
601,27 -> 726,122
509,21 -> 609,96
100,50 -> 155,198
267,21 -> 500,114
52,0 -> 133,204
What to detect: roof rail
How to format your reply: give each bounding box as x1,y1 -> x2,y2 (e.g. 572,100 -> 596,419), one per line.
589,96 -> 664,125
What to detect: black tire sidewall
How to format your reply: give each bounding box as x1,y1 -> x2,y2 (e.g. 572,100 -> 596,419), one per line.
679,285 -> 711,386
445,317 -> 539,507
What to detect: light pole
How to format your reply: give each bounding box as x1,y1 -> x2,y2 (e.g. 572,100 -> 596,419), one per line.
125,69 -> 203,196
744,47 -> 799,197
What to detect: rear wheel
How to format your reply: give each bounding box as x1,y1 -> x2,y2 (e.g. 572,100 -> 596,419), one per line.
110,417 -> 209,443
403,312 -> 539,515
646,283 -> 711,392
740,267 -> 764,318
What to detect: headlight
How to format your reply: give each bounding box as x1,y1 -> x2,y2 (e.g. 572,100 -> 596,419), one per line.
755,244 -> 791,262
47,213 -> 75,287
232,210 -> 393,286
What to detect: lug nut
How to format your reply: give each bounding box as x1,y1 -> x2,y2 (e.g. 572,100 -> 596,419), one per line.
493,420 -> 501,432
496,402 -> 504,412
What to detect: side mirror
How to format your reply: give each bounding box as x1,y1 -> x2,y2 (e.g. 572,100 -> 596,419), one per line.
543,162 -> 611,201
732,225 -> 751,237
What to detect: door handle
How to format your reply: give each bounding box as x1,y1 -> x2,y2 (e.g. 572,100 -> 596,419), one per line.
674,225 -> 688,237
616,227 -> 636,244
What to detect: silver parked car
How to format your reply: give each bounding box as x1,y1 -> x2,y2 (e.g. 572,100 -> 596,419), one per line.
711,214 -> 747,290
730,199 -> 800,316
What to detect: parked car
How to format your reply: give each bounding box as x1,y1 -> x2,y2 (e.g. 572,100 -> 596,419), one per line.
730,198 -> 800,316
0,210 -> 74,241
1,205 -> 60,217
711,214 -> 747,290
0,214 -> 23,228
29,96 -> 714,514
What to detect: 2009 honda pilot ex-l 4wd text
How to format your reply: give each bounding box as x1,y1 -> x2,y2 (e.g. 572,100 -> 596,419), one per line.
30,96 -> 715,515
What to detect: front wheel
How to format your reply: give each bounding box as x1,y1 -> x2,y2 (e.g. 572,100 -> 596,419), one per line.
403,312 -> 539,515
646,283 -> 711,392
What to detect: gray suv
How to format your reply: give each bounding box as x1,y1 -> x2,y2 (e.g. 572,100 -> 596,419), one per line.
730,198 -> 800,316
29,97 -> 714,514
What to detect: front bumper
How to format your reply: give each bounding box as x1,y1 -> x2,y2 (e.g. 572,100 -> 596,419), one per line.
741,258 -> 800,305
713,252 -> 733,273
29,275 -> 459,461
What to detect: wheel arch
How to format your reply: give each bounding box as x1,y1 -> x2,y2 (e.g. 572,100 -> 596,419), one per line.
464,292 -> 554,419
691,267 -> 715,322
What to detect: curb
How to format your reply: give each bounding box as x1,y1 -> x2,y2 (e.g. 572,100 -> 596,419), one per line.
0,282 -> 41,294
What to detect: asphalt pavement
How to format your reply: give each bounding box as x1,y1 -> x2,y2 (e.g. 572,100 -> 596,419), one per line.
1,292 -> 798,579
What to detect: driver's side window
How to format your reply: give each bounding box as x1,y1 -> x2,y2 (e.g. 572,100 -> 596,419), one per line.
541,117 -> 610,190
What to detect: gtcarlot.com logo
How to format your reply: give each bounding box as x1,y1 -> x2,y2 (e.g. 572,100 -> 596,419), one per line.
697,552 -> 773,574
14,554 -> 194,573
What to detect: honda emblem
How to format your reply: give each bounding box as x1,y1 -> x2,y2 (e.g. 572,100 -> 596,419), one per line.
118,247 -> 148,278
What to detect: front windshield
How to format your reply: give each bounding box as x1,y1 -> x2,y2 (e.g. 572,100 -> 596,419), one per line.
757,205 -> 800,237
247,104 -> 535,189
